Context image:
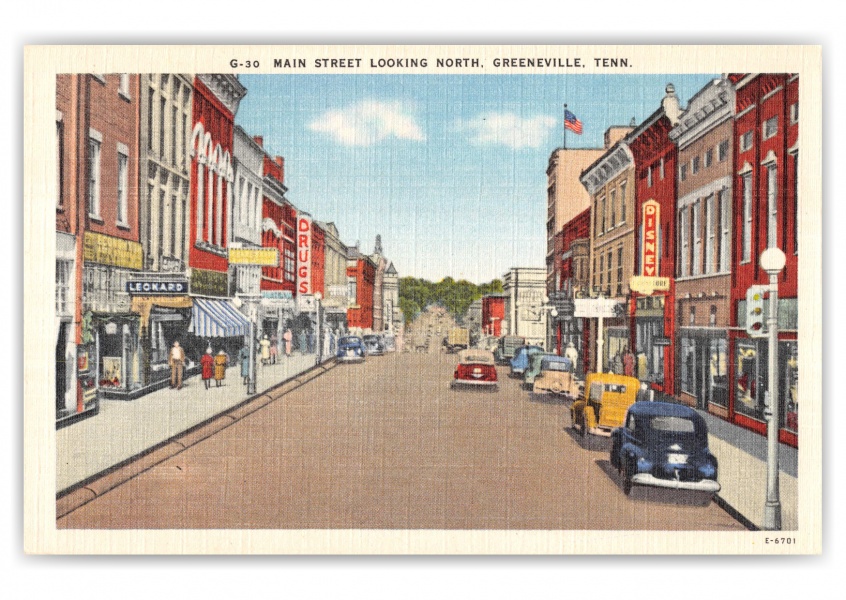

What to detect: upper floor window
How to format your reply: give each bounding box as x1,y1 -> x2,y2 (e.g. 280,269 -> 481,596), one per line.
119,74 -> 130,99
117,150 -> 129,226
741,173 -> 752,262
56,117 -> 64,208
679,163 -> 688,181
767,164 -> 778,248
705,148 -> 714,168
739,131 -> 753,152
619,181 -> 627,223
763,116 -> 779,140
790,103 -> 799,124
659,158 -> 665,180
610,190 -> 617,227
647,166 -> 653,188
88,131 -> 102,219
718,140 -> 730,162
692,156 -> 701,175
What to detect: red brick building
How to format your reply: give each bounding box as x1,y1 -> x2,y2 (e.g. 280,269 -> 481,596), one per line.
553,207 -> 590,355
310,221 -> 326,298
258,147 -> 296,294
55,74 -> 142,422
627,84 -> 682,394
728,73 -> 799,446
481,295 -> 506,337
346,251 -> 376,331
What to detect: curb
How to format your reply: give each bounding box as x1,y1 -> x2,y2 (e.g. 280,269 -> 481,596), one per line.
56,358 -> 337,519
713,494 -> 760,531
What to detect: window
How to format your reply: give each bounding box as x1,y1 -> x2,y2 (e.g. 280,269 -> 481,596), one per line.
793,154 -> 799,254
692,200 -> 702,276
284,247 -> 295,282
705,194 -> 715,274
56,119 -> 64,208
158,188 -> 166,264
347,277 -> 357,305
689,306 -> 696,326
117,151 -> 129,225
593,257 -> 597,288
88,135 -> 101,219
600,196 -> 606,233
181,191 -> 187,262
692,156 -> 700,175
620,181 -> 627,223
719,189 -> 730,272
741,174 -> 752,262
607,250 -> 613,293
767,164 -> 778,248
159,96 -> 166,157
119,74 -> 130,98
594,200 -> 601,237
617,246 -> 623,290
610,190 -> 616,227
659,157 -> 665,180
171,191 -> 178,256
763,116 -> 778,140
740,131 -> 753,152
147,85 -> 154,150
171,100 -> 179,165
679,206 -> 689,277
679,163 -> 688,181
790,103 -> 799,124
56,260 -> 71,315
709,305 -> 717,326
599,256 -> 604,287
705,148 -> 714,168
718,140 -> 729,162
647,166 -> 653,188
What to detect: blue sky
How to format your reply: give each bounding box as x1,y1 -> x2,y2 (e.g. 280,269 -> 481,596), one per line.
235,73 -> 717,284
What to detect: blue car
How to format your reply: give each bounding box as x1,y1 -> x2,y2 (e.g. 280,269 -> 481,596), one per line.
509,345 -> 544,378
336,335 -> 366,363
610,401 -> 720,497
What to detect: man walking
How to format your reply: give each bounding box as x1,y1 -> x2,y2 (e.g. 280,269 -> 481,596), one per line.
169,341 -> 185,390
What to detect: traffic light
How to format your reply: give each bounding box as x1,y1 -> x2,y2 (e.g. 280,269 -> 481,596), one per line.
746,285 -> 767,338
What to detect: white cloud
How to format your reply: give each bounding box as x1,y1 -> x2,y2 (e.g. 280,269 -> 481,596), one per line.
458,112 -> 557,149
308,100 -> 425,146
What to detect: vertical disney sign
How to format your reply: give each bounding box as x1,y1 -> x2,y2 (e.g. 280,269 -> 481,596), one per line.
297,213 -> 312,294
641,199 -> 660,276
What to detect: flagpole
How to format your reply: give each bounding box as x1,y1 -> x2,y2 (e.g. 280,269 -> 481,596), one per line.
563,103 -> 568,149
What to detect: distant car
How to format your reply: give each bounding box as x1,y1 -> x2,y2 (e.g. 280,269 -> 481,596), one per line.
451,349 -> 499,391
494,336 -> 526,365
362,334 -> 385,356
337,335 -> 366,363
530,355 -> 580,398
610,401 -> 721,497
382,334 -> 397,353
570,373 -> 640,437
522,352 -> 560,389
509,345 -> 544,378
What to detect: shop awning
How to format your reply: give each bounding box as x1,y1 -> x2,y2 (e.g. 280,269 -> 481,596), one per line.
190,298 -> 250,338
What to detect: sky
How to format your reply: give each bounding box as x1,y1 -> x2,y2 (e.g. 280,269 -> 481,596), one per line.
235,73 -> 718,284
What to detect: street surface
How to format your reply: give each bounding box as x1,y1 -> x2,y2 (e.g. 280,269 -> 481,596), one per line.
58,352 -> 744,530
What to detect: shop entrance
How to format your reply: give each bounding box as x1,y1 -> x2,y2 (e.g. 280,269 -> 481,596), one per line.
55,325 -> 67,414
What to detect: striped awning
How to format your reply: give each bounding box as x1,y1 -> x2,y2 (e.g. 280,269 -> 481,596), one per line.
189,298 -> 250,338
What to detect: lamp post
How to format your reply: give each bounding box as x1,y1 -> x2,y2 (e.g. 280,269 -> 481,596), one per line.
760,247 -> 786,530
540,296 -> 559,352
314,292 -> 323,365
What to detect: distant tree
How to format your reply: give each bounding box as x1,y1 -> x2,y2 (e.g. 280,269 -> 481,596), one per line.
400,276 -> 506,323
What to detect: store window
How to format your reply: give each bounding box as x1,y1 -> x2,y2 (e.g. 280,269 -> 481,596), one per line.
735,339 -> 798,429
56,260 -> 71,315
709,338 -> 729,407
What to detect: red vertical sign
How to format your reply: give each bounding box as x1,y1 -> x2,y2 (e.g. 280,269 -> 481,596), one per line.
641,200 -> 660,276
297,214 -> 312,294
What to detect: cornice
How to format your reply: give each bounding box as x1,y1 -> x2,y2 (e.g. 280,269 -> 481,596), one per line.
198,74 -> 247,116
670,80 -> 735,148
580,143 -> 634,195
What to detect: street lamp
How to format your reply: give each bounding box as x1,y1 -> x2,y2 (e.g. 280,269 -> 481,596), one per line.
760,247 -> 786,530
314,292 -> 323,365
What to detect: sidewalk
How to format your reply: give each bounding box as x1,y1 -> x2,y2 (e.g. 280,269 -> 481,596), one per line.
57,352 -> 330,492
699,410 -> 798,530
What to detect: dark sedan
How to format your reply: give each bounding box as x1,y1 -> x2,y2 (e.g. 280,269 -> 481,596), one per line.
336,335 -> 366,363
362,334 -> 385,356
610,401 -> 720,497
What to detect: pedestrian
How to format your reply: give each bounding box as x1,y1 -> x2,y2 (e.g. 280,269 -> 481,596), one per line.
323,327 -> 331,359
623,348 -> 635,377
238,344 -> 250,385
283,328 -> 293,357
612,351 -> 623,375
565,342 -> 579,374
200,347 -> 214,390
260,334 -> 271,366
169,340 -> 185,389
307,329 -> 315,354
298,330 -> 307,355
214,350 -> 228,387
269,332 -> 279,364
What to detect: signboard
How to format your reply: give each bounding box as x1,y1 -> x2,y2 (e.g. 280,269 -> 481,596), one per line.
83,232 -> 143,270
261,290 -> 294,301
653,336 -> 672,347
127,280 -> 189,295
297,214 -> 312,294
641,199 -> 660,276
629,275 -> 671,295
573,298 -> 620,319
297,293 -> 316,312
190,268 -> 229,297
229,247 -> 279,266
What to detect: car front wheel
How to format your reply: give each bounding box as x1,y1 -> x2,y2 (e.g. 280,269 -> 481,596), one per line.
623,459 -> 634,495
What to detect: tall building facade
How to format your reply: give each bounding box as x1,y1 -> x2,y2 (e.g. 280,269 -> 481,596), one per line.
502,267 -> 547,347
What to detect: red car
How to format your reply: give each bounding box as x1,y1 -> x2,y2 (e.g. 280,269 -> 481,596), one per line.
451,349 -> 499,391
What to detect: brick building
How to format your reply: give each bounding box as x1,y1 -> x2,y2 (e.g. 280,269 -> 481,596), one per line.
346,247 -> 376,331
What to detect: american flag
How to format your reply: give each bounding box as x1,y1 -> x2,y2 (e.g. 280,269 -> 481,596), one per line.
564,109 -> 583,135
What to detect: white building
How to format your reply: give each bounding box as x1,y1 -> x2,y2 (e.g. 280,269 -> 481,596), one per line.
502,267 -> 548,347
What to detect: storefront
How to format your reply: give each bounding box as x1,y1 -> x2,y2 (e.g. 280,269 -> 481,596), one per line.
677,329 -> 729,416
55,231 -> 78,421
634,295 -> 667,387
188,296 -> 252,364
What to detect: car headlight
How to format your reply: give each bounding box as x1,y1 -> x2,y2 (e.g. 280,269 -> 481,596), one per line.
636,457 -> 653,473
698,462 -> 717,478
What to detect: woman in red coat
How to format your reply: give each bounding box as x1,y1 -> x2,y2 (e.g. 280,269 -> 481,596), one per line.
200,347 -> 214,390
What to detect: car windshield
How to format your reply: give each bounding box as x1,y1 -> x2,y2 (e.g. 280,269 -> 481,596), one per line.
363,336 -> 379,342
543,360 -> 572,372
650,416 -> 696,433
339,336 -> 361,345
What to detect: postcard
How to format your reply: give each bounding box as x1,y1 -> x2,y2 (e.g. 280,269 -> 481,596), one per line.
23,44 -> 821,554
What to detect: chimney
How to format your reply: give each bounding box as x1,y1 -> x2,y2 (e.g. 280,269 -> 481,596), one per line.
275,156 -> 285,183
253,136 -> 263,147
662,84 -> 682,126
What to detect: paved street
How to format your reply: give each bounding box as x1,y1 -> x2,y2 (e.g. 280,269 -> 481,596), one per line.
58,352 -> 744,530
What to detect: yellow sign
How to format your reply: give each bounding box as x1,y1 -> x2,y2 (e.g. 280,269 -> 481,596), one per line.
630,275 -> 671,295
228,247 -> 279,266
83,232 -> 143,270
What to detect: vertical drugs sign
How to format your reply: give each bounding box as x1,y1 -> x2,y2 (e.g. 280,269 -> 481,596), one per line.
297,213 -> 312,294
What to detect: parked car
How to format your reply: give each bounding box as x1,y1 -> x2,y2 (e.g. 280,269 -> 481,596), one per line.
530,355 -> 580,398
522,352 -> 559,389
570,373 -> 640,437
362,334 -> 385,356
494,336 -> 526,365
451,349 -> 499,391
510,345 -> 544,378
610,401 -> 721,497
336,335 -> 367,363
382,334 -> 397,353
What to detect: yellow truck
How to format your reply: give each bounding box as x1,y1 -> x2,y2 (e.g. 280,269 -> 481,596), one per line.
570,373 -> 640,437
445,327 -> 470,353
